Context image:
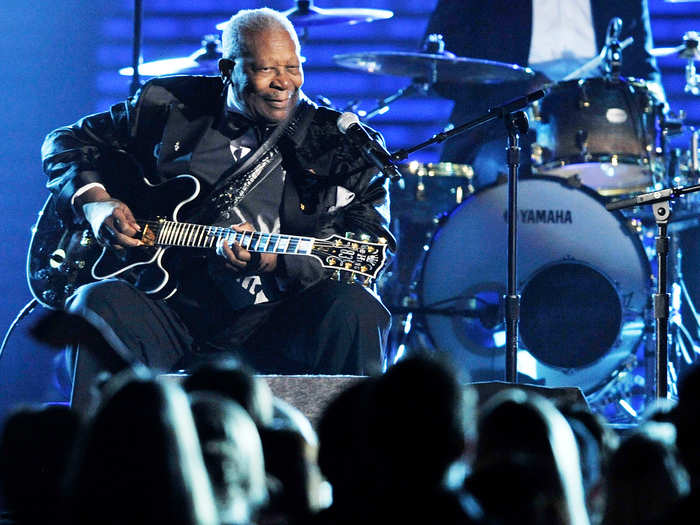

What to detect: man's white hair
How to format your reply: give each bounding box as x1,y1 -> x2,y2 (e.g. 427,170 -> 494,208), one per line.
221,8 -> 300,59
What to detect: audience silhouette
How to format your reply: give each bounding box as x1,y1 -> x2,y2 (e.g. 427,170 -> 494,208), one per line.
2,355 -> 700,525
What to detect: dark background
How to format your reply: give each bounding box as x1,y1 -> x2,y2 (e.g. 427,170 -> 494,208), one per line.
1,0 -> 699,421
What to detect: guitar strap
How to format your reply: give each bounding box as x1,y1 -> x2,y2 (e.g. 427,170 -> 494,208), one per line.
205,98 -> 316,218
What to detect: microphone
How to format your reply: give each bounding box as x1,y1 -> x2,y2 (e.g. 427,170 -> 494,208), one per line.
337,112 -> 401,181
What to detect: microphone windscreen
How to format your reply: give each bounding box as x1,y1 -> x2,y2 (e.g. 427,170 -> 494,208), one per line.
337,112 -> 361,134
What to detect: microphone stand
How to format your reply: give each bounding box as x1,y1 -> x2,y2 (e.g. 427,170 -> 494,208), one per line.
391,89 -> 546,162
504,111 -> 529,382
390,89 -> 545,383
607,183 -> 700,398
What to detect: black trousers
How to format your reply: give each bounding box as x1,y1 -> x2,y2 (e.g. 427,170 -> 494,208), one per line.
66,278 -> 390,411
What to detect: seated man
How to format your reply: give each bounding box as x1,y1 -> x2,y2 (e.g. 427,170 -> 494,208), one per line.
41,7 -> 394,411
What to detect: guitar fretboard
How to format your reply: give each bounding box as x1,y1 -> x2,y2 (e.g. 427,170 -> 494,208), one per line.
145,220 -> 315,255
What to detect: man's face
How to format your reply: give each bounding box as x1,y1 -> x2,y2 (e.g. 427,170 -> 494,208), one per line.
232,27 -> 304,124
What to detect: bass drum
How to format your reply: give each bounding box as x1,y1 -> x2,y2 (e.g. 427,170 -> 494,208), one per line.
419,176 -> 651,393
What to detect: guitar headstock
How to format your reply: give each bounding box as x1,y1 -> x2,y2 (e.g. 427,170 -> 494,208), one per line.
312,233 -> 388,280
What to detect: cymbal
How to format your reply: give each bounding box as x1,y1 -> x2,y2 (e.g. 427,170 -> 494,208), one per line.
120,35 -> 221,77
215,1 -> 393,29
334,51 -> 535,84
651,31 -> 700,59
120,35 -> 308,77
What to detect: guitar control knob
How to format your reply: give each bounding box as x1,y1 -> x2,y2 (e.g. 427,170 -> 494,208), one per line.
42,289 -> 57,303
49,249 -> 66,269
80,230 -> 94,246
35,269 -> 51,279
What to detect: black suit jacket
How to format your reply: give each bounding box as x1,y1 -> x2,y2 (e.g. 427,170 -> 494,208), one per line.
41,76 -> 395,293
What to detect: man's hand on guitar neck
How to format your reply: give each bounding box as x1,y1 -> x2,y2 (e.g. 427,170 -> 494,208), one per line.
216,222 -> 278,274
76,186 -> 142,250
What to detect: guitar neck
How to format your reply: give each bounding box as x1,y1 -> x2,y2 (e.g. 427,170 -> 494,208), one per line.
140,220 -> 315,255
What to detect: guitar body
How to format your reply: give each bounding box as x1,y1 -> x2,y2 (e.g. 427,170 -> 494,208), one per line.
27,195 -> 101,309
27,175 -> 201,309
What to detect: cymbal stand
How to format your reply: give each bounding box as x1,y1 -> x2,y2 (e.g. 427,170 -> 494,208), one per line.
361,82 -> 430,121
129,0 -> 143,96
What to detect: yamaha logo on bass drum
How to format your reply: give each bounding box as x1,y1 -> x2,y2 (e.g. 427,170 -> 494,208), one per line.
503,209 -> 573,224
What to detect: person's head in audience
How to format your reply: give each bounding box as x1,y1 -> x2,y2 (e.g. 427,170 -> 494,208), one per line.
556,401 -> 619,525
0,404 -> 81,524
601,421 -> 688,525
189,392 -> 268,525
317,377 -> 377,511
258,426 -> 324,524
369,354 -> 474,492
185,358 -> 323,523
673,363 -> 700,492
63,372 -> 218,525
183,359 -> 274,428
468,389 -> 590,525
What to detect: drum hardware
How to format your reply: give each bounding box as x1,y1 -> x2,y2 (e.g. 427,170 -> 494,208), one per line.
601,18 -> 624,78
651,31 -> 700,95
607,182 -> 700,398
359,81 -> 433,122
389,303 -> 499,321
562,37 -> 633,81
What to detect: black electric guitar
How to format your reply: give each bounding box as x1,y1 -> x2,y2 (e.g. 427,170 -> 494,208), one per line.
27,174 -> 389,310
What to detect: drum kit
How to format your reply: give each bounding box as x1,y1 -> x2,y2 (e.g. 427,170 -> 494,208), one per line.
119,1 -> 700,419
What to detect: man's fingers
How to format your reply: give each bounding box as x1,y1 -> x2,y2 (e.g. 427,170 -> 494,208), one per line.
232,222 -> 254,232
112,208 -> 140,237
230,242 -> 252,263
100,218 -> 142,249
216,237 -> 249,268
121,206 -> 140,230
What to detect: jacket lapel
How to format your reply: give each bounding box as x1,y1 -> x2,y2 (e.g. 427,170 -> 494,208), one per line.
156,103 -> 235,186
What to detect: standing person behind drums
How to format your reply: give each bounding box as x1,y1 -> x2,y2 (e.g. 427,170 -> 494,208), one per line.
41,7 -> 395,413
423,0 -> 665,188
